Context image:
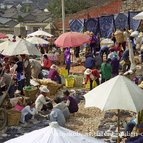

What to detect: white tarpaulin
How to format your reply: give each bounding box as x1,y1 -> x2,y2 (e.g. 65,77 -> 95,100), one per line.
2,39 -> 41,56
84,75 -> 143,112
5,122 -> 105,143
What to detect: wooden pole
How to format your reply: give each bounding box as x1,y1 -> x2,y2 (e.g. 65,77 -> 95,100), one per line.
117,109 -> 120,143
61,0 -> 66,33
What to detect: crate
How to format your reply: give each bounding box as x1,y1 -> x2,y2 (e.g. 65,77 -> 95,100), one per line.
65,76 -> 75,88
85,80 -> 97,89
7,109 -> 21,126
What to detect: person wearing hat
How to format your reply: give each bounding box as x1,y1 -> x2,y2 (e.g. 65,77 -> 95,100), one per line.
35,85 -> 51,113
48,64 -> 61,84
63,90 -> 78,114
84,68 -> 100,90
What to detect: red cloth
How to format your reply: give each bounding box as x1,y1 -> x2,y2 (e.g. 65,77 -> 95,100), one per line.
85,69 -> 100,84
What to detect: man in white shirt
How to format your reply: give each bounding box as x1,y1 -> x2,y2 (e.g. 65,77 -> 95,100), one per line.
35,86 -> 50,113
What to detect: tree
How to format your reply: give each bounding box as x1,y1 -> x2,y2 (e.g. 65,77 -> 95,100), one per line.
47,0 -> 93,18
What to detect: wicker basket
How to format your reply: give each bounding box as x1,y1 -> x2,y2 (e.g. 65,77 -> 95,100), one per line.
23,86 -> 39,102
7,109 -> 21,126
114,30 -> 124,43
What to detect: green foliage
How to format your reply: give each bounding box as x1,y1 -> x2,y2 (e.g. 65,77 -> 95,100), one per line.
47,0 -> 93,18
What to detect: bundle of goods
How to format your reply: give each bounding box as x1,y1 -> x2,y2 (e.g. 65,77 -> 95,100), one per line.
100,38 -> 114,47
34,79 -> 62,96
130,31 -> 139,38
71,74 -> 83,87
114,30 -> 124,43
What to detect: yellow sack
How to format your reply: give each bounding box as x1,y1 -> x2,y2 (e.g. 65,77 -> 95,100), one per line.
59,68 -> 68,78
85,80 -> 97,89
65,76 -> 75,88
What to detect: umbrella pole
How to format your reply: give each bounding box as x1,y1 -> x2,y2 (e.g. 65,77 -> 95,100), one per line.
117,109 -> 120,143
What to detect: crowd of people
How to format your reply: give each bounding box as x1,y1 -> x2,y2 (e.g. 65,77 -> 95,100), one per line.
81,30 -> 143,91
1,28 -> 143,142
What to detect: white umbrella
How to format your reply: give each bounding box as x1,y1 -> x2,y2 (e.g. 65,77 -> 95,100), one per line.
84,75 -> 143,142
27,29 -> 53,37
1,39 -> 41,56
0,40 -> 12,52
5,122 -> 105,143
26,37 -> 49,45
133,11 -> 143,20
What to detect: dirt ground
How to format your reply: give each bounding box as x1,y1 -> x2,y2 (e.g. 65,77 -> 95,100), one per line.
65,101 -> 105,137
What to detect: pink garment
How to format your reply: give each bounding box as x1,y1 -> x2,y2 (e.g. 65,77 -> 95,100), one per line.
15,104 -> 24,111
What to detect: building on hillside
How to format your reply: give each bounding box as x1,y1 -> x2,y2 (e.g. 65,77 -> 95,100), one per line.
0,17 -> 18,27
0,3 -> 54,34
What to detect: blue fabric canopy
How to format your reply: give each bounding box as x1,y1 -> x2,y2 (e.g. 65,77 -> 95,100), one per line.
84,18 -> 99,34
129,11 -> 141,31
69,19 -> 84,33
99,15 -> 114,38
114,13 -> 128,30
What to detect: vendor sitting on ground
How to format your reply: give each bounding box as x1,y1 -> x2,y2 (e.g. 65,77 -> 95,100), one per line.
122,122 -> 143,143
35,86 -> 51,113
48,64 -> 61,84
46,102 -> 66,127
54,96 -> 70,120
125,118 -> 137,134
15,97 -> 25,111
63,90 -> 78,114
20,100 -> 36,124
42,54 -> 52,70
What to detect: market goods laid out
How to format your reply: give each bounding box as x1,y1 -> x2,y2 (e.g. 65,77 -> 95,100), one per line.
33,79 -> 63,96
